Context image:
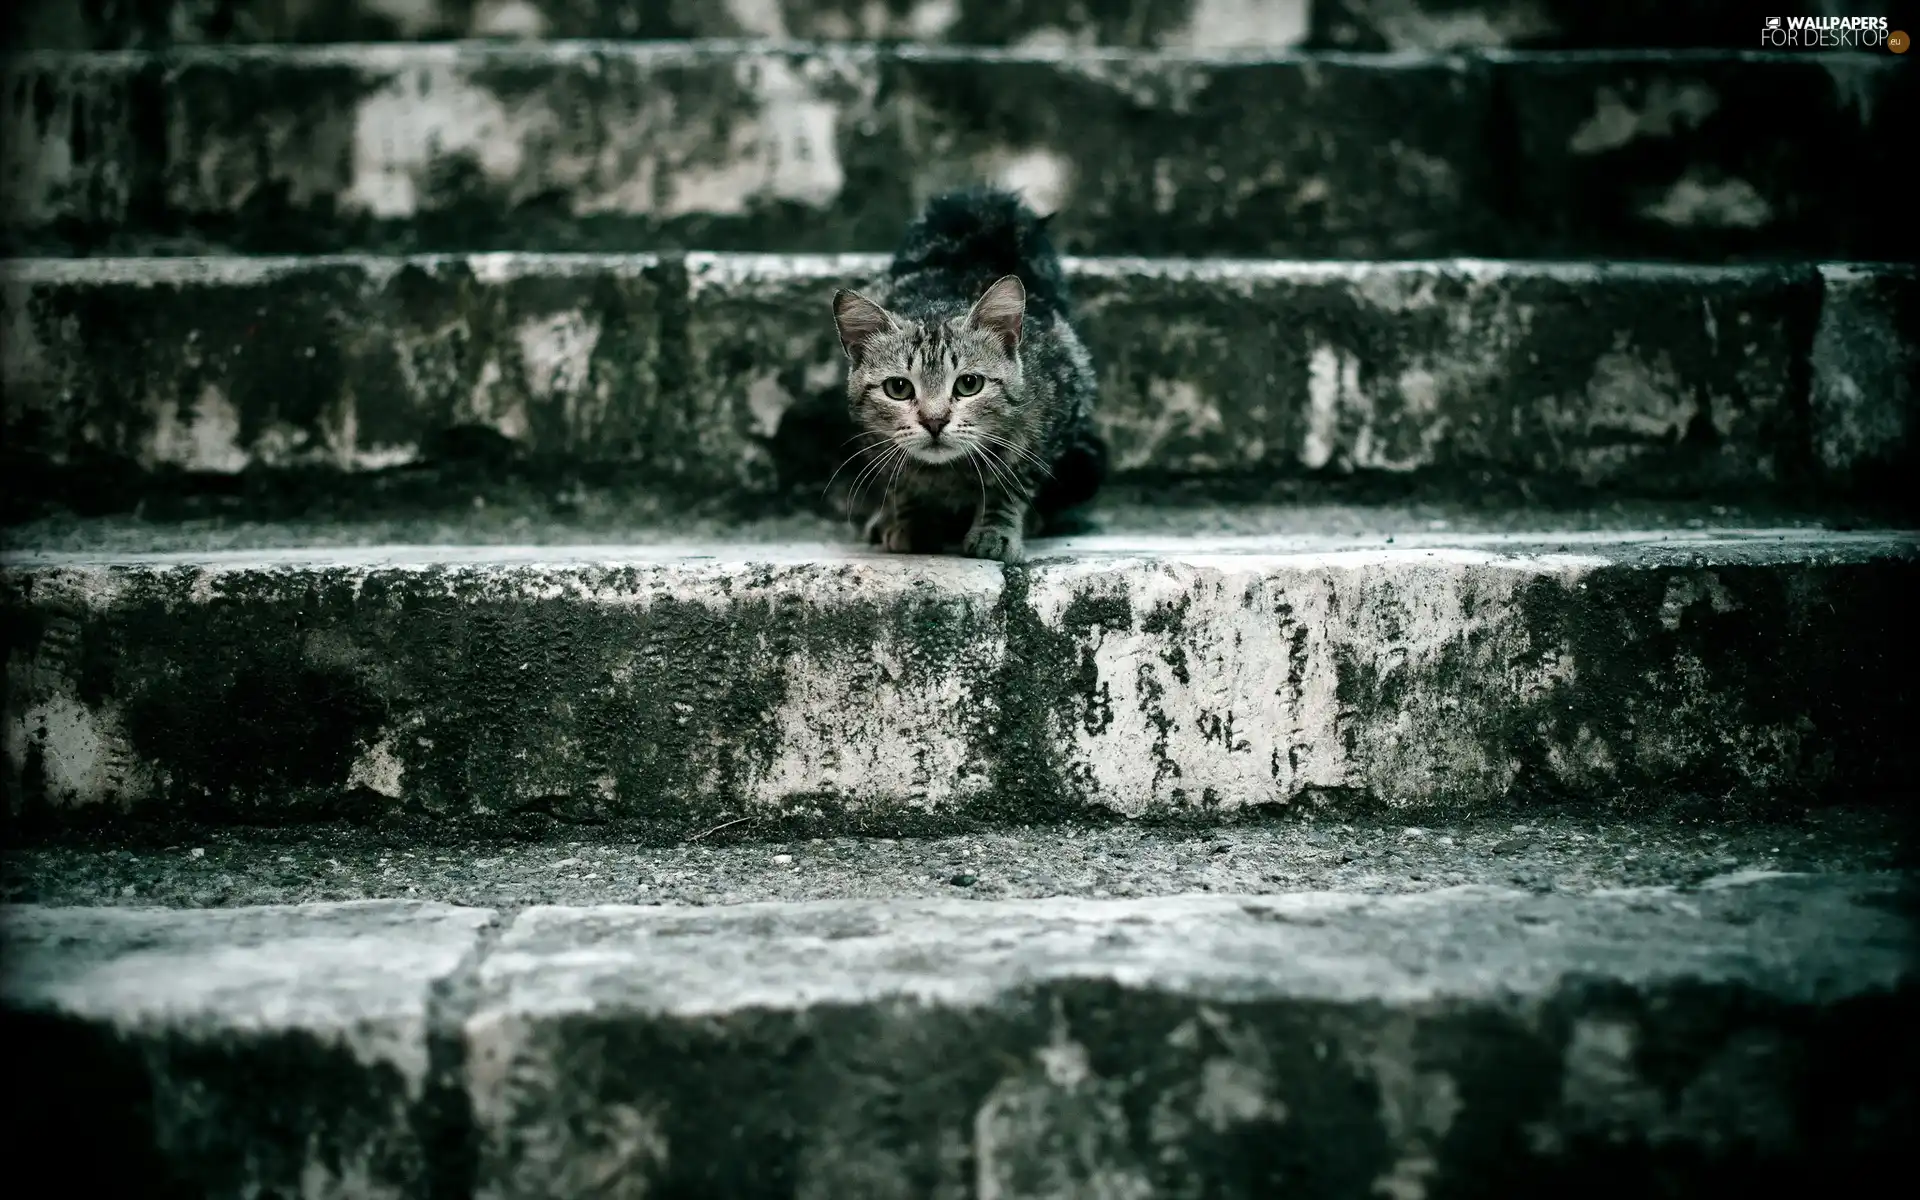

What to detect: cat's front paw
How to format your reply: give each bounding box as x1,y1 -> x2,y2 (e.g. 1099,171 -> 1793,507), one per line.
864,509 -> 912,552
878,518 -> 916,554
963,524 -> 1024,563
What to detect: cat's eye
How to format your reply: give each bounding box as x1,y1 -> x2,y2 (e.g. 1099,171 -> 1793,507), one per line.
882,377 -> 915,401
954,373 -> 984,397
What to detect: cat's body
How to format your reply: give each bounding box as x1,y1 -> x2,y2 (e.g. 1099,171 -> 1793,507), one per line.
831,190 -> 1103,563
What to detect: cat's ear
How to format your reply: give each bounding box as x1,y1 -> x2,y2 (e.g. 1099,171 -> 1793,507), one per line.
966,275 -> 1025,351
833,290 -> 896,364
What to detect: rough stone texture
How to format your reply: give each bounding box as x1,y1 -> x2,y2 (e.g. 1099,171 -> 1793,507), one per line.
4,530 -> 1914,833
3,37 -> 1904,263
0,899 -> 494,1197
1811,264 -> 1919,492
5,0 -> 1316,50
6,46 -> 1907,260
4,878 -> 1910,1194
9,1 -> 1892,51
5,809 -> 1908,907
725,256 -> 1842,496
1,255 -> 676,482
465,876 -> 1916,1197
0,43 -> 1492,258
9,255 -> 1913,499
1312,1 -> 1898,50
1500,52 -> 1911,261
4,497 -> 1877,555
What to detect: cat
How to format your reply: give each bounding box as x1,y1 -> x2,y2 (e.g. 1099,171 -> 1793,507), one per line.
830,189 -> 1104,563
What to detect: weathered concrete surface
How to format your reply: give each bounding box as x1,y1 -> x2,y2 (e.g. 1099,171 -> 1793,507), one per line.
4,531 -> 1914,832
5,877 -> 1910,1194
2,497 -> 1879,555
8,256 -> 1914,499
0,900 -> 494,1197
3,45 -> 1904,258
1313,1 -> 1899,50
6,0 -> 1316,50
0,43 -> 1488,257
1812,264 -> 1918,493
464,876 -> 1916,1197
1,255 -> 677,483
1500,52 -> 1912,261
10,1 -> 1889,52
6,809 -> 1908,906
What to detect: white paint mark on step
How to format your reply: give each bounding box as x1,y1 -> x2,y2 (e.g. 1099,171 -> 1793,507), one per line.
1639,171 -> 1772,229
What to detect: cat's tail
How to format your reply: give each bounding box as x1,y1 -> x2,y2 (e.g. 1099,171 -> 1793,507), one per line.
888,188 -> 1071,315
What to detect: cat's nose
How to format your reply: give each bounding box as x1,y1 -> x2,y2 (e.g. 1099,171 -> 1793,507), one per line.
920,414 -> 949,438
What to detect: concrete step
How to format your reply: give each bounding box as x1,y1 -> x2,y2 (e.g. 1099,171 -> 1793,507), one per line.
5,527 -> 1914,835
7,1 -> 1894,52
4,498 -> 1887,554
7,810 -> 1906,906
3,45 -> 1906,258
6,256 -> 1913,505
1317,2 -> 1903,51
4,873 -> 1913,1195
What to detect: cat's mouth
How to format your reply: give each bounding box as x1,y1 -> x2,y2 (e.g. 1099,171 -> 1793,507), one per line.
910,437 -> 967,460
909,441 -> 969,465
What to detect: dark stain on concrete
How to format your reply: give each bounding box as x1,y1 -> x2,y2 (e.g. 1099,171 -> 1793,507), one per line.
0,1007 -> 427,1196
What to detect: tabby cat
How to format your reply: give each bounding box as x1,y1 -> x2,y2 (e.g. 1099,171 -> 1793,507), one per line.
831,189 -> 1104,563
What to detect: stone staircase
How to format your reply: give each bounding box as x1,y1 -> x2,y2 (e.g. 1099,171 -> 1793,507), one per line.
2,2 -> 1915,1196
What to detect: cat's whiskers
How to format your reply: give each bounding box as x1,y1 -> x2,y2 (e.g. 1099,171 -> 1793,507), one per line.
822,432 -> 897,497
968,438 -> 1023,498
851,446 -> 905,504
955,432 -> 1008,489
877,440 -> 913,528
973,429 -> 1051,475
846,435 -> 909,512
964,444 -> 990,514
847,445 -> 907,539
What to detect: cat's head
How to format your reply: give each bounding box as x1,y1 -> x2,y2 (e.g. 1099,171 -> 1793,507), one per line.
831,275 -> 1026,466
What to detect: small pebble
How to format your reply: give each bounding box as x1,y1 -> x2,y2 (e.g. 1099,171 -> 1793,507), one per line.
771,854 -> 793,866
949,874 -> 977,887
189,847 -> 205,859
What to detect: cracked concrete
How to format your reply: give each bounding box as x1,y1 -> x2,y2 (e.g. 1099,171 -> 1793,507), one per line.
5,529 -> 1914,831
1,899 -> 495,1196
4,865 -> 1914,1196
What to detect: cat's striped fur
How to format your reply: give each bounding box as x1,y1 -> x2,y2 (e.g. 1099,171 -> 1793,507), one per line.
831,189 -> 1104,563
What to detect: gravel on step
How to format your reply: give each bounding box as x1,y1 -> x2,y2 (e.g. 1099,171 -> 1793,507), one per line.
6,808 -> 1906,910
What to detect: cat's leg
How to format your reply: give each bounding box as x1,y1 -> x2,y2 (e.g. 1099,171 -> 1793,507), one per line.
869,495 -> 921,553
964,490 -> 1030,563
